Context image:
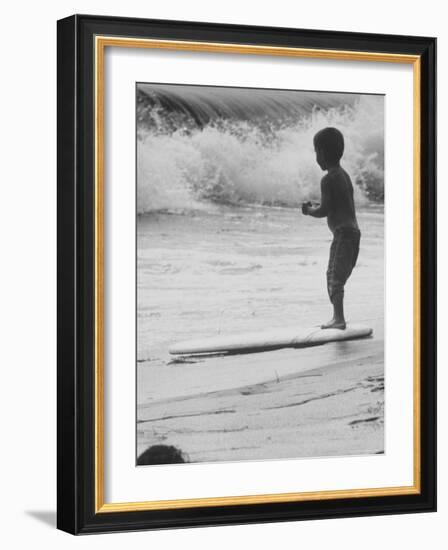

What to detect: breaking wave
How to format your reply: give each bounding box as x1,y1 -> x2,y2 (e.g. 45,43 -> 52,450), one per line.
137,84 -> 384,213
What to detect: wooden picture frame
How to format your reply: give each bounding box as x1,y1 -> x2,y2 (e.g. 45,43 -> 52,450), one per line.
57,14 -> 436,534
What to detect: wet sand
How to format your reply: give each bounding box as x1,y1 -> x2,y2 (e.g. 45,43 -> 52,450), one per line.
137,206 -> 384,462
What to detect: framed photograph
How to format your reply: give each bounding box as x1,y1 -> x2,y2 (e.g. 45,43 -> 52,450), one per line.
57,14 -> 436,534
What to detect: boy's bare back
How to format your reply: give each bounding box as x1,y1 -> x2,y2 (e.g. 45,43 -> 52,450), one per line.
321,166 -> 359,234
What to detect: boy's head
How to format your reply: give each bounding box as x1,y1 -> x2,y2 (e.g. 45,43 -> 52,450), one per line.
313,127 -> 344,170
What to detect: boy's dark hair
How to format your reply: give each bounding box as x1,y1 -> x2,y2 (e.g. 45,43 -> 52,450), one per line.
313,127 -> 345,163
137,444 -> 188,465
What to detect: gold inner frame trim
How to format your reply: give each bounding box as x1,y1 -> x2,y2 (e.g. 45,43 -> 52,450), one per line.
94,35 -> 421,513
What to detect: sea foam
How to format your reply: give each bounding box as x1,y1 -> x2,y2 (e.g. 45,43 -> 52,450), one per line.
137,87 -> 384,213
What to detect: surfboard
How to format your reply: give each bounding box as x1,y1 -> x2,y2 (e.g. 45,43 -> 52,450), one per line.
169,324 -> 373,355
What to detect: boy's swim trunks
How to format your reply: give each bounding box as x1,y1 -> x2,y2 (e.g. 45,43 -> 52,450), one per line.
326,227 -> 361,301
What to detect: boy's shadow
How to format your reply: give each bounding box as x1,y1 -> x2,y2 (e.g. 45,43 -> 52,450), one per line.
26,510 -> 56,528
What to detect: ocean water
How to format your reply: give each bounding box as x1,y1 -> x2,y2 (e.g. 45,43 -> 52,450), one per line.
137,207 -> 384,364
137,84 -> 384,214
136,84 -> 384,368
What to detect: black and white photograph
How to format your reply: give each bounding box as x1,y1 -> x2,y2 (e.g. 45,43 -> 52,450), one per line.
136,83 -> 385,465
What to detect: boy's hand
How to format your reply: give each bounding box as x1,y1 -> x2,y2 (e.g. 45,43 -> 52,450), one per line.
302,201 -> 312,215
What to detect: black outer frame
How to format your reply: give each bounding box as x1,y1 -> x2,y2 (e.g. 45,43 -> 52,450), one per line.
57,14 -> 436,535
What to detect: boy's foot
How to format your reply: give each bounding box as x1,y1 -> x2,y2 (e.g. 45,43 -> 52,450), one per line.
321,319 -> 346,330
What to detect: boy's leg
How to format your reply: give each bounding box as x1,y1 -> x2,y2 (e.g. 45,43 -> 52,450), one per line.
331,290 -> 346,326
322,236 -> 347,329
321,231 -> 351,330
321,288 -> 346,329
322,229 -> 360,329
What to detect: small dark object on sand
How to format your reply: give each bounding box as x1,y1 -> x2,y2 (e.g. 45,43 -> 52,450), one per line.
137,444 -> 188,465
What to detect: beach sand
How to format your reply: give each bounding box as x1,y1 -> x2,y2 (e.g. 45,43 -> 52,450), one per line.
137,206 -> 384,462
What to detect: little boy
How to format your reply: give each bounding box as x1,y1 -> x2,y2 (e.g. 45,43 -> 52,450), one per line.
302,127 -> 360,330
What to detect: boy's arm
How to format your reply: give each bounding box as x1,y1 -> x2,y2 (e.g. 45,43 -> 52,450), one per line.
306,177 -> 330,218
